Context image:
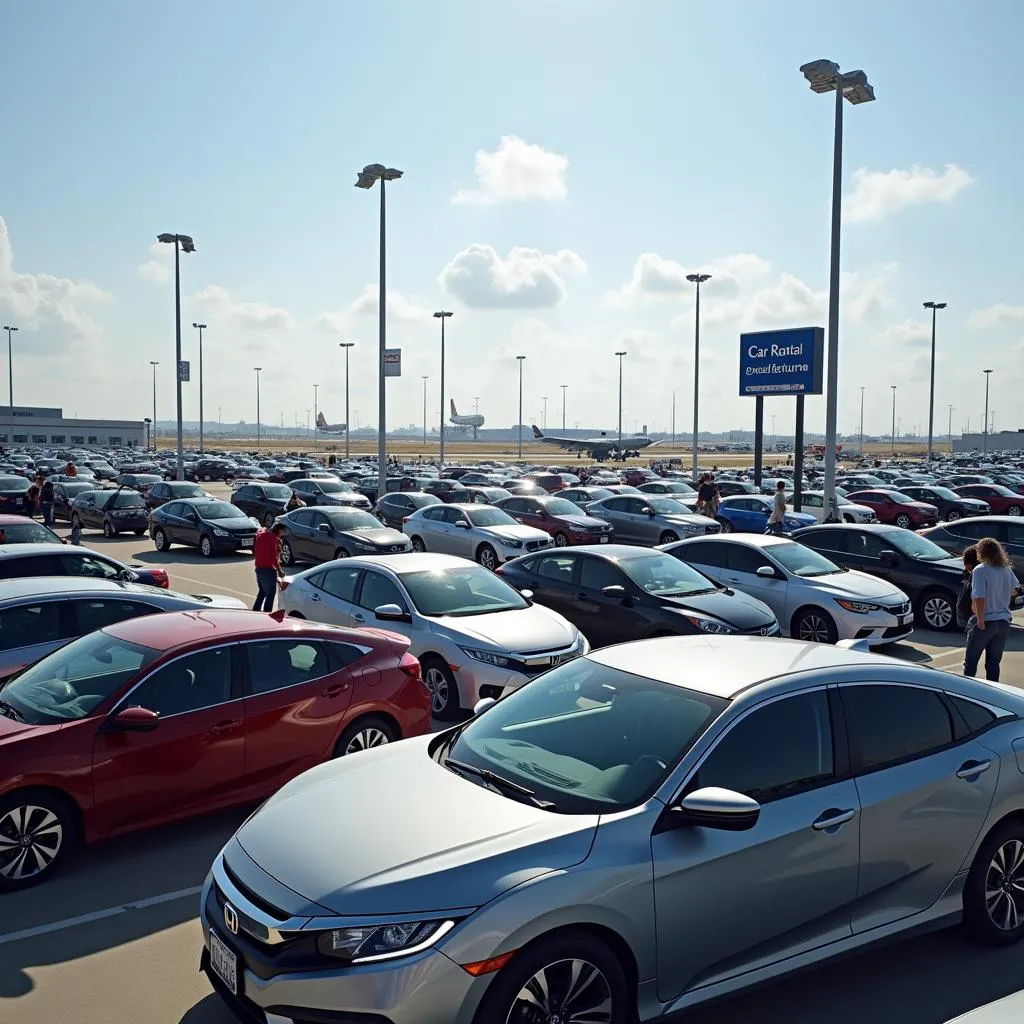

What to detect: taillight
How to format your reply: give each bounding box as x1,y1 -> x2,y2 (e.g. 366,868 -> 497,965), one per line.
402,516 -> 410,523
494,565 -> 505,576
398,652 -> 421,681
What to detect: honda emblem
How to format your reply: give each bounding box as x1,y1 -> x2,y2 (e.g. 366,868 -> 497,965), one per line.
223,901 -> 239,935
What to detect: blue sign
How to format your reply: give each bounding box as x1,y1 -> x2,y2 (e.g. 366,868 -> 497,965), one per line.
738,327 -> 824,396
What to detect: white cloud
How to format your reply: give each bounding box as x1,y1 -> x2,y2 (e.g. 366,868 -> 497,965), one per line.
314,285 -> 432,334
137,242 -> 171,284
605,252 -> 771,308
439,244 -> 586,309
968,303 -> 1024,329
843,164 -> 974,223
452,136 -> 568,205
191,284 -> 293,331
877,319 -> 931,345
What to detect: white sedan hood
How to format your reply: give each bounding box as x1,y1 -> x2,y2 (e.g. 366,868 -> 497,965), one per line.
432,602 -> 579,654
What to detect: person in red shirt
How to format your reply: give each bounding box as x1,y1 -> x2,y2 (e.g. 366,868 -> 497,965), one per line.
252,523 -> 286,611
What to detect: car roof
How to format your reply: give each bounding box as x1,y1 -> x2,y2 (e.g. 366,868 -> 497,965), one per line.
794,522 -> 900,535
0,576 -> 173,603
588,635 -> 899,699
521,543 -> 665,561
719,493 -> 768,501
0,542 -> 82,558
933,514 -> 1021,525
676,534 -> 792,549
329,552 -> 477,574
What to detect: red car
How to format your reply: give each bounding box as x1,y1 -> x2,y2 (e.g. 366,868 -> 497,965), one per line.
496,494 -> 614,546
844,489 -> 940,529
954,484 -> 1024,517
0,610 -> 428,889
621,468 -> 659,486
522,472 -> 566,493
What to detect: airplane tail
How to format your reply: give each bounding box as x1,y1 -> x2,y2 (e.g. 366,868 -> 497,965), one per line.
316,412 -> 327,428
450,399 -> 458,416
531,425 -> 544,438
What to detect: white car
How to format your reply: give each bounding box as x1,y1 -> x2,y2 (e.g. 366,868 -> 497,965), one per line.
402,503 -> 551,569
664,534 -> 913,646
787,489 -> 877,524
280,553 -> 587,718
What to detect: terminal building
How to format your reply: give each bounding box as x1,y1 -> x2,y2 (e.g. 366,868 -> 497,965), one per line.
0,406 -> 145,448
952,430 -> 1024,453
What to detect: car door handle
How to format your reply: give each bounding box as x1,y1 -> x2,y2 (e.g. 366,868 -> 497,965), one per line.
956,759 -> 992,780
812,808 -> 856,831
321,682 -> 351,698
352,613 -> 366,623
210,719 -> 241,735
309,593 -> 321,602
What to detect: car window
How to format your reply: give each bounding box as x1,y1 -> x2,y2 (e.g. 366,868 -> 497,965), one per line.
691,691 -> 833,803
502,498 -> 527,514
725,545 -> 773,575
61,554 -> 122,580
1007,524 -> 1024,547
601,498 -> 629,512
949,695 -> 997,736
319,566 -> 361,601
803,529 -> 848,553
0,601 -> 67,651
233,486 -> 254,500
579,557 -> 625,592
534,554 -> 577,584
358,571 -> 407,611
953,520 -> 1002,541
402,565 -> 528,616
853,532 -> 888,558
289,509 -> 316,527
126,647 -> 233,718
162,502 -> 183,517
623,498 -> 649,514
245,639 -> 330,694
841,684 -> 955,772
675,541 -> 729,570
421,506 -> 446,521
442,507 -> 468,525
802,494 -> 823,508
72,599 -> 154,634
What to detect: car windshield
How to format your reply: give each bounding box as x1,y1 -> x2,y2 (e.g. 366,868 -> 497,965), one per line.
579,488 -> 613,502
317,480 -> 351,493
888,531 -> 955,562
446,658 -> 727,812
989,485 -> 1017,496
325,508 -> 381,530
0,631 -> 159,725
401,565 -> 529,616
61,482 -> 94,496
132,475 -> 162,485
769,543 -> 844,577
0,522 -> 62,543
887,491 -> 918,504
409,494 -> 441,508
543,498 -> 581,516
111,492 -> 145,508
0,477 -> 30,492
262,484 -> 293,500
665,482 -> 697,494
466,507 -> 517,527
170,484 -> 207,497
644,497 -> 690,515
198,502 -> 246,519
621,553 -> 717,596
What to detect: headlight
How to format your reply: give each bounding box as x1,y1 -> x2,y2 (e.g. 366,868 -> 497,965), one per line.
502,539 -> 523,549
317,919 -> 456,963
835,599 -> 883,613
212,527 -> 228,536
568,524 -> 588,533
683,614 -> 735,634
349,538 -> 375,549
459,646 -> 510,667
679,524 -> 700,535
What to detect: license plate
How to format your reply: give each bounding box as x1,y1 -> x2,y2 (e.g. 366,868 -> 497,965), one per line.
600,536 -> 609,543
240,539 -> 253,548
209,930 -> 237,994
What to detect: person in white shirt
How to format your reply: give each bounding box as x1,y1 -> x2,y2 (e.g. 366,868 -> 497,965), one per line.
964,537 -> 1020,682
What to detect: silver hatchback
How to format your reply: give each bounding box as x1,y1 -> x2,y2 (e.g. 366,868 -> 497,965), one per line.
200,636 -> 1024,1023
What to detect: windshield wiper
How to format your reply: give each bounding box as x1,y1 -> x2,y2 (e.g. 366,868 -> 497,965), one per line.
0,697 -> 24,721
443,758 -> 554,808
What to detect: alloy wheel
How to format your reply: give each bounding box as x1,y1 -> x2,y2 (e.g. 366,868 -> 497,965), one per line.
985,839 -> 1024,931
263,512 -> 276,527
344,727 -> 391,754
554,533 -> 568,547
1009,506 -> 1022,517
796,613 -> 832,644
154,529 -> 167,551
423,666 -> 449,715
947,510 -> 961,521
895,514 -> 912,529
504,958 -> 613,1024
200,536 -> 214,558
411,537 -> 426,552
280,542 -> 294,566
922,593 -> 954,629
479,546 -> 498,571
0,805 -> 63,882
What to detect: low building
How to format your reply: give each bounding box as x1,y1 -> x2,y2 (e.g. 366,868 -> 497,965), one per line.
0,406 -> 144,447
952,430 -> 1024,453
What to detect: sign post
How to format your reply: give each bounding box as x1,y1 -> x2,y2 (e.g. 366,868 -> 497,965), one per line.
177,360 -> 191,383
383,348 -> 401,378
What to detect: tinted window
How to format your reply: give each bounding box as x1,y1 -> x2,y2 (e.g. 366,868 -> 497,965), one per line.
128,647 -> 233,717
803,530 -> 849,554
196,502 -> 245,519
358,572 -> 407,611
693,692 -> 833,802
421,506 -> 447,521
0,602 -> 66,651
245,639 -> 329,694
579,557 -> 625,591
954,520 -> 1004,541
676,541 -> 729,570
319,566 -> 361,601
323,509 -> 380,531
502,498 -> 527,514
842,685 -> 954,772
162,502 -> 184,518
72,599 -> 154,634
534,554 -> 576,584
61,554 -> 122,580
601,498 -> 629,512
950,695 -> 997,735
726,545 -> 774,575
0,521 -> 62,544
289,509 -> 316,526
233,486 -> 255,500
111,492 -> 145,508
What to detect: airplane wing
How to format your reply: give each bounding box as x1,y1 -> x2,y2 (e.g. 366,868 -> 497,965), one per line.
531,426 -> 595,451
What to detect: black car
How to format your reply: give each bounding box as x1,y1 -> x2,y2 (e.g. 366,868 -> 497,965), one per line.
374,491 -> 443,529
0,542 -> 169,588
145,480 -> 212,512
53,480 -> 97,522
277,506 -> 412,567
422,479 -> 469,503
0,518 -> 64,544
497,544 -> 779,648
899,485 -> 990,521
0,475 -> 30,516
187,459 -> 237,482
919,516 -> 1024,579
70,489 -> 149,537
791,523 -> 966,631
150,498 -> 259,557
114,473 -> 162,495
231,482 -> 296,526
290,478 -> 372,510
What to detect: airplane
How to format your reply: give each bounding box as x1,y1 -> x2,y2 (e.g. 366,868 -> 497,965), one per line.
449,400 -> 485,429
530,425 -> 660,460
316,412 -> 347,434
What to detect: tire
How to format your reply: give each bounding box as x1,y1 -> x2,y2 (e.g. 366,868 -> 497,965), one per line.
333,547 -> 350,560
280,540 -> 295,566
1008,505 -> 1023,517
917,588 -> 956,632
554,532 -> 569,547
103,519 -> 116,538
471,929 -> 629,1024
791,607 -> 839,645
843,514 -> 854,523
0,791 -> 75,891
947,509 -> 962,521
201,473 -> 211,482
153,528 -> 169,552
895,513 -> 913,529
334,716 -> 397,757
964,819 -> 1024,945
199,535 -> 215,558
477,544 -> 499,571
262,512 -> 276,528
421,656 -> 460,720
411,536 -> 426,553
659,531 -> 679,545
719,518 -> 733,533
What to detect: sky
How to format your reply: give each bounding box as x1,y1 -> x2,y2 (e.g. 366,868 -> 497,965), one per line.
3,0 -> 1023,440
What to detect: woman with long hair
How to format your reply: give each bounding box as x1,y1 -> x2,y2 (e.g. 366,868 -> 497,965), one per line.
964,537 -> 1020,682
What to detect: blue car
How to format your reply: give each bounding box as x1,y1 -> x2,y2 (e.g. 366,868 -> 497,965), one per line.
716,494 -> 816,534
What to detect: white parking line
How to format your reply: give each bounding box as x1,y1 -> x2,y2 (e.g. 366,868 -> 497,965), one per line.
0,884 -> 203,946
172,573 -> 252,601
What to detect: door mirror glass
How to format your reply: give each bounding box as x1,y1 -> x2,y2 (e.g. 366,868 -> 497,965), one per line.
520,589 -> 534,603
454,520 -> 470,529
373,603 -> 409,622
642,507 -> 656,516
473,697 -> 497,716
879,549 -> 899,566
109,706 -> 160,732
317,522 -> 332,534
676,786 -> 760,831
755,565 -> 777,578
601,584 -> 627,598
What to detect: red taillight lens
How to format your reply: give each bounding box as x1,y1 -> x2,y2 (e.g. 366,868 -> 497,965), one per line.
398,652 -> 421,681
402,516 -> 410,524
494,565 -> 505,576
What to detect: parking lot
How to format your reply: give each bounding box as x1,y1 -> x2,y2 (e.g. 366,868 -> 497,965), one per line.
3,483 -> 1024,1024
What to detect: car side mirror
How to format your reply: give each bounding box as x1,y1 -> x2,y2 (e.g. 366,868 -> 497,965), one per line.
473,697 -> 497,716
674,787 -> 760,831
455,520 -> 470,529
879,549 -> 900,566
116,569 -> 136,582
601,584 -> 627,599
317,523 -> 332,534
755,565 -> 778,578
520,589 -> 534,603
374,603 -> 410,622
108,706 -> 160,732
643,507 -> 656,516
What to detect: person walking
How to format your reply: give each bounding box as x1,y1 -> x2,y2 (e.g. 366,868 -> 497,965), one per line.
956,545 -> 980,630
253,522 -> 286,612
765,480 -> 788,535
24,480 -> 40,518
963,537 -> 1020,682
40,478 -> 55,527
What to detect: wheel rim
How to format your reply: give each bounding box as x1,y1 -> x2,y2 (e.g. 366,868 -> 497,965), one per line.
412,538 -> 425,552
344,727 -> 391,754
480,548 -> 497,570
721,520 -> 732,532
896,515 -> 911,529
104,522 -> 112,536
263,513 -> 275,527
201,538 -> 213,556
336,548 -> 349,559
504,958 -> 613,1024
281,543 -> 293,565
985,839 -> 1024,931
155,530 -> 166,549
923,595 -> 953,629
423,667 -> 449,714
661,533 -> 677,545
554,533 -> 567,546
0,804 -> 63,881
797,614 -> 831,643
1010,506 -> 1022,517
947,510 -> 961,521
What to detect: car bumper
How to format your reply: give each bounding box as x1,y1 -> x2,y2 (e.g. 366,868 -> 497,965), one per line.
107,515 -> 149,531
451,643 -> 589,705
493,539 -> 552,562
561,531 -> 614,545
832,606 -> 914,645
215,534 -> 257,551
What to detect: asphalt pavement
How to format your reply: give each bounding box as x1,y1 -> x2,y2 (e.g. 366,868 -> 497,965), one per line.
3,492 -> 1024,1024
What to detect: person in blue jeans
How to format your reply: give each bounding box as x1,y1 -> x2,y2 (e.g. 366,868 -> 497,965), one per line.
252,523 -> 286,612
963,537 -> 1020,682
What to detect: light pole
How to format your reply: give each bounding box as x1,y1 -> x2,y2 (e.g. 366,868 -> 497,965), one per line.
339,342 -> 355,459
983,369 -> 993,454
516,355 -> 526,459
859,386 -> 865,455
948,404 -> 954,446
149,361 -> 159,446
800,59 -> 875,520
560,384 -> 568,432
433,310 -> 453,471
192,322 -> 207,452
421,376 -> 429,445
922,301 -> 946,465
890,385 -> 897,456
156,233 -> 196,480
143,417 -> 152,449
542,396 -> 548,430
2,325 -> 17,410
685,273 -> 711,480
614,350 -> 627,452
355,163 -> 403,495
313,384 -> 319,447
254,367 -> 263,451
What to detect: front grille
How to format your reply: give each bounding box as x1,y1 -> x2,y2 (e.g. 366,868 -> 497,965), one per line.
705,523 -> 722,534
221,862 -> 287,920
883,623 -> 911,638
525,539 -> 548,551
883,600 -> 912,616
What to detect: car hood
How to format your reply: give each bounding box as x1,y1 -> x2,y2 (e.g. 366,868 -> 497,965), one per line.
190,594 -> 248,609
430,601 -> 578,653
785,512 -> 818,525
660,588 -> 775,629
346,527 -> 410,547
796,569 -> 907,602
233,736 -> 598,915
0,713 -> 43,744
481,524 -> 550,543
207,516 -> 257,531
554,513 -> 608,530
919,556 -> 967,576
958,499 -> 990,509
901,502 -> 938,513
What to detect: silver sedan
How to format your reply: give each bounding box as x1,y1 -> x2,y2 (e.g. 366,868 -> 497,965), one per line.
587,494 -> 719,545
